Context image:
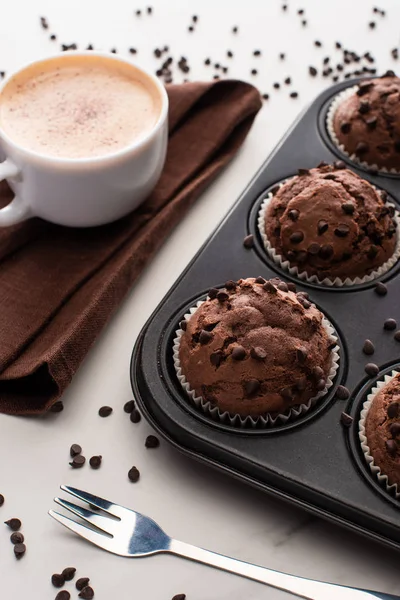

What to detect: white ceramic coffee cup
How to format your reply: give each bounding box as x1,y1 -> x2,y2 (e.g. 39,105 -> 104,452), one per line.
0,52 -> 169,227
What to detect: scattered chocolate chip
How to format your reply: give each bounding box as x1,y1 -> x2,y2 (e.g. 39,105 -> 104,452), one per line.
172,595 -> 186,600
273,82 -> 280,89
55,592 -> 71,600
130,409 -> 141,423
110,48 -> 117,54
52,574 -> 65,588
216,291 -> 229,303
50,401 -> 64,413
290,231 -> 304,244
10,532 -> 24,544
62,567 -> 76,581
365,363 -> 379,377
243,234 -> 254,249
232,26 -> 238,33
307,242 -> 320,255
70,444 -> 82,458
87,44 -> 94,50
5,518 -> 21,531
40,16 -> 49,29
148,6 -> 153,14
301,19 -> 307,26
387,402 -> 399,418
374,282 -> 387,296
124,400 -> 135,413
0,494 -> 4,506
363,339 -> 375,355
199,330 -> 213,345
369,21 -> 376,28
334,224 -> 350,237
309,66 -> 317,76
50,34 -> 57,40
262,93 -> 269,100
384,318 -> 397,330
389,423 -> 400,437
231,346 -> 246,360
335,385 -> 350,400
314,40 -> 322,47
78,587 -> 94,600
342,202 -> 355,215
279,53 -> 285,60
394,330 -> 400,342
250,347 -> 267,360
386,439 -> 397,456
128,466 -> 140,483
290,92 -> 298,98
70,455 -> 86,469
76,578 -> 90,592
145,435 -> 160,448
251,69 -> 258,76
98,406 -> 112,417
89,456 -> 102,469
14,543 -> 26,559
284,77 -> 291,84
335,41 -> 342,48
340,412 -> 353,427
244,379 -> 260,396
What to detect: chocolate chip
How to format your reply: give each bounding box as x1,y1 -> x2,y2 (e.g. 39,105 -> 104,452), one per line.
389,423 -> 400,437
172,595 -> 186,600
98,406 -> 112,417
70,444 -> 82,457
342,202 -> 355,215
128,466 -> 140,483
5,518 -> 21,531
316,379 -> 326,391
208,287 -> 219,299
358,100 -> 370,114
309,66 -> 318,76
290,231 -> 304,244
366,116 -> 377,130
50,401 -> 64,413
313,366 -> 324,379
0,494 -> 3,506
298,297 -> 311,309
290,91 -> 299,99
52,574 -> 65,588
232,26 -> 238,33
78,587 -> 95,600
296,376 -> 307,391
225,280 -> 237,290
124,400 -> 135,413
386,439 -> 397,456
10,532 -> 24,544
199,330 -> 213,345
335,385 -> 350,400
231,346 -> 246,360
250,347 -> 267,360
210,351 -> 222,367
62,567 -> 76,581
294,250 -> 307,263
216,291 -> 229,302
340,122 -> 351,134
355,141 -> 369,156
40,16 -> 49,29
277,282 -> 289,292
288,209 -> 299,221
89,455 -> 102,469
387,402 -> 399,419
55,592 -> 71,600
365,363 -> 379,377
296,347 -> 307,364
284,77 -> 291,84
324,173 -> 337,180
244,379 -> 260,396
254,276 -> 266,285
287,282 -> 297,292
367,245 -> 379,260
374,282 -> 387,296
362,339 -> 375,355
76,578 -> 90,592
263,281 -> 277,294
394,331 -> 400,342
243,234 -> 254,248
307,242 -> 320,255
382,69 -> 396,77
334,224 -> 350,237
369,21 -> 376,28
69,455 -> 86,469
273,82 -> 280,89
317,220 -> 329,234
384,318 -> 397,330
14,543 -> 26,559
297,168 -> 310,176
130,409 -> 141,423
319,244 -> 334,260
281,387 -> 293,401
145,435 -> 160,448
340,412 -> 353,427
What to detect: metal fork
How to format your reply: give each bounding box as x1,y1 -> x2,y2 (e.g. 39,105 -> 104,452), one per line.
49,486 -> 399,600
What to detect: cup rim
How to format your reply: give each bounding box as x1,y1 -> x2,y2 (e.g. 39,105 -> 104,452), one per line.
0,51 -> 169,165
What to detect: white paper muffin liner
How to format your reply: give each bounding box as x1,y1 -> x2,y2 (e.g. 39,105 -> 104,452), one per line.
173,299 -> 340,429
326,85 -> 400,175
257,183 -> 400,287
359,370 -> 400,500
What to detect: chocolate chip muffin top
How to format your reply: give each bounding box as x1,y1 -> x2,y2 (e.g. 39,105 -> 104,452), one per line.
365,373 -> 400,488
264,163 -> 397,281
178,277 -> 334,418
333,71 -> 400,170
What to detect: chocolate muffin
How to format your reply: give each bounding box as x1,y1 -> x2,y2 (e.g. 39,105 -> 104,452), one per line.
333,71 -> 400,170
178,277 -> 335,418
263,164 -> 397,281
364,373 -> 400,488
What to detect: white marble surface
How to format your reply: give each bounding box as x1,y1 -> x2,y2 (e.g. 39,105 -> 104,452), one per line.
1,1 -> 400,598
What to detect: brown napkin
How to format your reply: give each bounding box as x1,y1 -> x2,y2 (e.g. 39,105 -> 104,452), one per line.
0,79 -> 261,415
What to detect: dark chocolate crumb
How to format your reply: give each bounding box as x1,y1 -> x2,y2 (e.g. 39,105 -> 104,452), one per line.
76,578 -> 90,592
62,567 -> 76,581
50,401 -> 64,413
314,40 -> 322,47
128,466 -> 140,483
290,91 -> 298,98
365,363 -> 379,377
145,435 -> 160,448
251,69 -> 258,75
5,518 -> 21,531
89,455 -> 102,469
78,588 -> 94,600
52,574 -> 65,588
243,234 -> 254,249
279,53 -> 285,60
374,282 -> 387,296
10,532 -> 24,544
232,26 -> 238,33
340,412 -> 353,427
273,82 -> 280,89
369,21 -> 376,28
69,455 -> 86,469
50,34 -> 56,40
129,47 -> 137,54
384,318 -> 397,330
55,592 -> 71,600
309,66 -> 317,76
124,400 -> 135,413
362,339 -> 375,355
284,77 -> 291,84
172,595 -> 186,600
98,406 -> 112,417
130,409 -> 141,423
14,543 -> 26,559
70,444 -> 82,458
336,385 -> 350,400
253,50 -> 261,56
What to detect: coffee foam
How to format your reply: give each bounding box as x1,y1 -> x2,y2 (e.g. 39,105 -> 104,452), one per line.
0,54 -> 162,159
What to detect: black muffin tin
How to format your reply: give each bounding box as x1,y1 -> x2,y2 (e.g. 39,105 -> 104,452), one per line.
130,79 -> 400,551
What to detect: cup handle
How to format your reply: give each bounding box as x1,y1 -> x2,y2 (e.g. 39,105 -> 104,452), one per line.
0,158 -> 32,226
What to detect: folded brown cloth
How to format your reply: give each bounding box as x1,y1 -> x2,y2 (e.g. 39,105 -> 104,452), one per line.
0,79 -> 261,415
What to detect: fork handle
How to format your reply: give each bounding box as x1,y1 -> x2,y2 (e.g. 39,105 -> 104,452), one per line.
169,539 -> 399,600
